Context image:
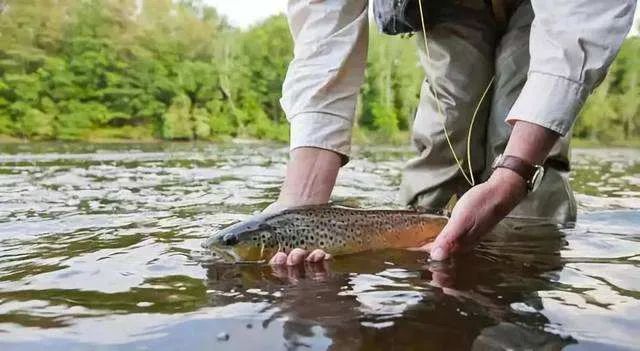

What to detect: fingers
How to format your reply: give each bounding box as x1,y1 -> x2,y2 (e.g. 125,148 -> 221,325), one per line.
270,263 -> 304,283
426,261 -> 455,289
270,263 -> 289,279
270,259 -> 330,283
307,260 -> 330,281
406,242 -> 434,252
269,252 -> 287,265
306,249 -> 330,263
429,217 -> 469,261
407,213 -> 472,258
269,248 -> 331,266
430,231 -> 457,261
286,248 -> 308,265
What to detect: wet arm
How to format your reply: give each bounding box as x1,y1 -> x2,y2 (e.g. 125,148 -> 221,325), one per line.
429,0 -> 637,260
495,0 -> 637,194
276,147 -> 341,208
273,0 -> 369,209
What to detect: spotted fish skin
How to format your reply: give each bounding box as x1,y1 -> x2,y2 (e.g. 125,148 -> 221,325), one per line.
203,205 -> 448,262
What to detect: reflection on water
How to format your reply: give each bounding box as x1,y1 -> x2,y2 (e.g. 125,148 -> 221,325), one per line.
0,143 -> 638,350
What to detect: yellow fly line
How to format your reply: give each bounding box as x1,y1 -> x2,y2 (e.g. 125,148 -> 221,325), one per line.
417,0 -> 495,187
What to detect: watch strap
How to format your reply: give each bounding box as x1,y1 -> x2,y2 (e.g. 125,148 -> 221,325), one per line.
493,154 -> 537,182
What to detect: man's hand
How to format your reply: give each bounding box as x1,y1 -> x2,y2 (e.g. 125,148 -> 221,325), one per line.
422,168 -> 527,260
421,120 -> 560,260
267,147 -> 341,265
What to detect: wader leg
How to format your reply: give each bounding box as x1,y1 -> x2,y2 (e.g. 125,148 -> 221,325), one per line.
483,1 -> 577,224
399,0 -> 497,209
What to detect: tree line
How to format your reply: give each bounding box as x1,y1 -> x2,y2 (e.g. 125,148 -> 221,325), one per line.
0,0 -> 637,144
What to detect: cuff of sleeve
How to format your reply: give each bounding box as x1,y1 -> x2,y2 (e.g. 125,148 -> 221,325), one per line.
506,72 -> 589,136
289,113 -> 353,165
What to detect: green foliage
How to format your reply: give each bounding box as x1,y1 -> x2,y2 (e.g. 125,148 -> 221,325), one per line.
20,107 -> 54,138
162,94 -> 194,140
0,0 -> 292,141
193,108 -> 212,139
371,102 -> 400,137
56,100 -> 100,140
360,30 -> 422,133
575,37 -> 640,142
0,0 -> 636,144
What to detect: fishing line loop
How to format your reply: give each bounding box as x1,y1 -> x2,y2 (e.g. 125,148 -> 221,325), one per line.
417,0 -> 496,187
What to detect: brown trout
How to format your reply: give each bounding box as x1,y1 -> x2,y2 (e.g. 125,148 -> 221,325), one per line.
203,205 -> 448,262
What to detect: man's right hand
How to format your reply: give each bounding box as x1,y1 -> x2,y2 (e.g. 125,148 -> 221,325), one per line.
266,147 -> 341,265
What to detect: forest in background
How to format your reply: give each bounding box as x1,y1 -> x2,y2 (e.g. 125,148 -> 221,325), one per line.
0,0 -> 638,144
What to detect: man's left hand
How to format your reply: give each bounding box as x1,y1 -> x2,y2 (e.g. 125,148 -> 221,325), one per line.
417,167 -> 528,260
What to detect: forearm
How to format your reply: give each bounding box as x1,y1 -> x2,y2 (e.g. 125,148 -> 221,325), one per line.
277,147 -> 341,207
486,120 -> 560,209
503,120 -> 559,165
273,0 -> 368,212
427,120 -> 563,260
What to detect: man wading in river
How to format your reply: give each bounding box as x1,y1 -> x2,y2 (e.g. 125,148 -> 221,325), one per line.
266,0 -> 637,265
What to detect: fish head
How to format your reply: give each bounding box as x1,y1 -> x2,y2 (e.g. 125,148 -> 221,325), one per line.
203,214 -> 278,262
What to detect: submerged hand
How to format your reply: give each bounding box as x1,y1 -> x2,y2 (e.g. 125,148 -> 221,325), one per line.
264,202 -> 333,265
423,168 -> 527,260
270,259 -> 330,283
266,202 -> 331,265
422,121 -> 560,260
266,147 -> 340,266
266,199 -> 334,265
269,248 -> 332,266
265,195 -> 334,265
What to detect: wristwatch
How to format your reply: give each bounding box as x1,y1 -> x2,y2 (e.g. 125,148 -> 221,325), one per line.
491,154 -> 545,192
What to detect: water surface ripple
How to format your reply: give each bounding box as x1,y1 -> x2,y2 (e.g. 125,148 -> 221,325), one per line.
0,143 -> 638,350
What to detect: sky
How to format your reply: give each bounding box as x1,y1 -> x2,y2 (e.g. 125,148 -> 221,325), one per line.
202,0 -> 287,28
204,0 -> 639,35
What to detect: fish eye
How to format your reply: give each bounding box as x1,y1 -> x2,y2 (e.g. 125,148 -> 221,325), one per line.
223,235 -> 238,246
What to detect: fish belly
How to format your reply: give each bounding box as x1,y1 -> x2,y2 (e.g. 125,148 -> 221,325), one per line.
321,216 -> 446,256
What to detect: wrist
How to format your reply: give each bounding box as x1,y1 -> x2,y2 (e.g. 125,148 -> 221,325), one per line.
503,121 -> 559,165
277,191 -> 328,207
278,147 -> 341,207
487,167 -> 528,205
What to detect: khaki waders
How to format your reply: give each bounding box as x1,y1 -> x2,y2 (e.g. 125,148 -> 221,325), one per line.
399,0 -> 577,224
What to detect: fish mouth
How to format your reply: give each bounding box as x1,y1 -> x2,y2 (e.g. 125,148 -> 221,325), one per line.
208,243 -> 271,264
209,245 -> 242,263
203,231 -> 262,263
202,216 -> 275,263
202,229 -> 242,262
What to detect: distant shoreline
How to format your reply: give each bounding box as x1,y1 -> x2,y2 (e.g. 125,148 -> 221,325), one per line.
1,133 -> 639,149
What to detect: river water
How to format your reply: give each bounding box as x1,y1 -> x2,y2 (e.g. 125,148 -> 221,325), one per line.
0,142 -> 638,350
